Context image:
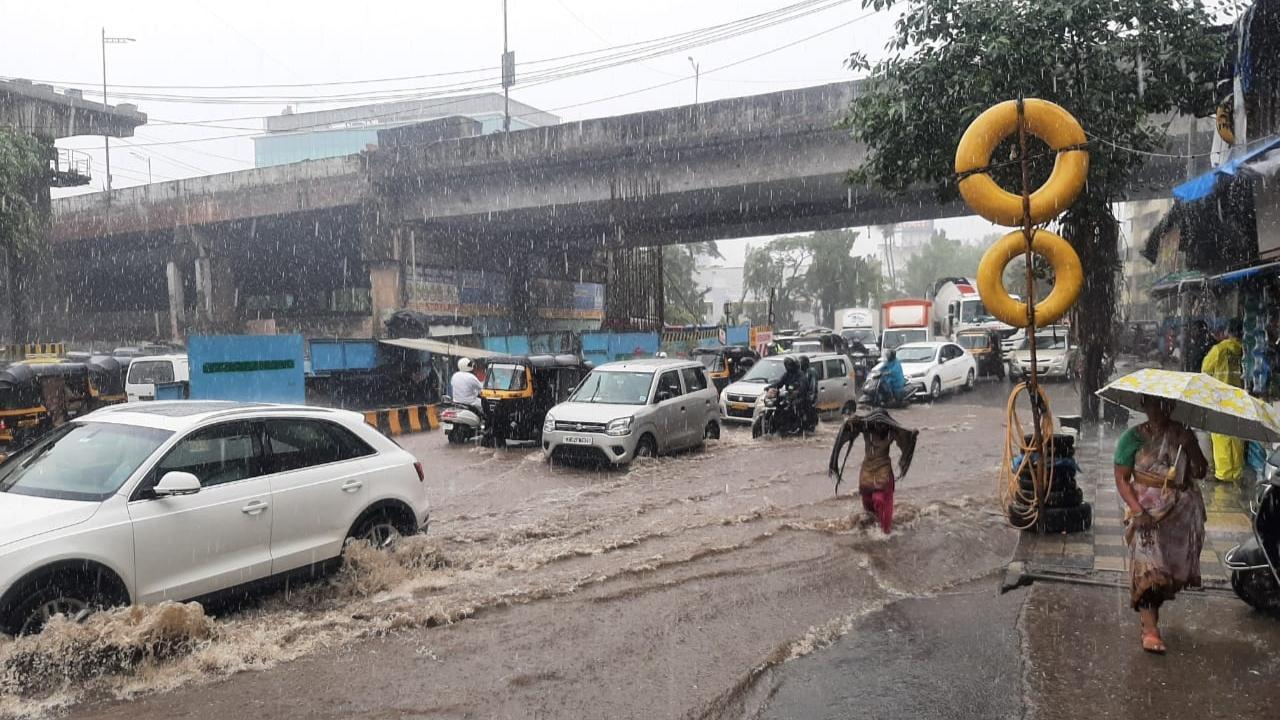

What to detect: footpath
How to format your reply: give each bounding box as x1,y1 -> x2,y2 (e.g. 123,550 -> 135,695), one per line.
1006,428 -> 1252,590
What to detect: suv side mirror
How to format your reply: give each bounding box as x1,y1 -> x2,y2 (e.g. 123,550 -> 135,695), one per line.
154,471 -> 201,497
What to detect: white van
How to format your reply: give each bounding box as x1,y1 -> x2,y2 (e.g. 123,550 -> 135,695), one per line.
125,354 -> 190,402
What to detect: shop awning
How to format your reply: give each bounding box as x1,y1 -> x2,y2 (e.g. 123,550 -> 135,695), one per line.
378,337 -> 500,359
1211,261 -> 1280,286
1148,271 -> 1207,298
1174,137 -> 1280,202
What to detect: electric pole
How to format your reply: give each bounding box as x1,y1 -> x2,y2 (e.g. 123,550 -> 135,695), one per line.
101,29 -> 135,193
501,0 -> 514,132
687,57 -> 700,104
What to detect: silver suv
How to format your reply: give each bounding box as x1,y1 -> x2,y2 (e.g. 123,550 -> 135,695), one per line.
542,359 -> 720,465
719,352 -> 858,423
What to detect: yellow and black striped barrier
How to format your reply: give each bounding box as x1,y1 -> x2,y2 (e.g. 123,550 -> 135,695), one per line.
363,404 -> 440,436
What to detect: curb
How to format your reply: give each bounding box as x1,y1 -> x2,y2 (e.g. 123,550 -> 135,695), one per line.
363,404 -> 440,436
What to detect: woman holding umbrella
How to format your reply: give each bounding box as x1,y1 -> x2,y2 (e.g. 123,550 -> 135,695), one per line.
1112,395 -> 1208,654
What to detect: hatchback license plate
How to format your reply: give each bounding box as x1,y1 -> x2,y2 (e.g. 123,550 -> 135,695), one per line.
728,402 -> 752,410
442,422 -> 454,431
563,435 -> 592,445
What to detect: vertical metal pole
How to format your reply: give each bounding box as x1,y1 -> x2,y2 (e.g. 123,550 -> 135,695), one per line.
1017,98 -> 1045,507
502,0 -> 510,133
101,28 -> 111,194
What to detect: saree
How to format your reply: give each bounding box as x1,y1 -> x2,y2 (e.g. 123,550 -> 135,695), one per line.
1115,423 -> 1207,609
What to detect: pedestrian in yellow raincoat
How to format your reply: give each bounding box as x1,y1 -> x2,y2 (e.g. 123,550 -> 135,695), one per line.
1201,319 -> 1245,482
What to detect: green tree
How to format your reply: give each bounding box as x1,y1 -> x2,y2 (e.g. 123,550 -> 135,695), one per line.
662,241 -> 722,325
742,236 -> 814,327
804,229 -> 882,328
843,0 -> 1220,419
0,128 -> 50,342
898,230 -> 986,299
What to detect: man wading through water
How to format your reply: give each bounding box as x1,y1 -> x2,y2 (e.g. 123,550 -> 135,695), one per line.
828,409 -> 919,534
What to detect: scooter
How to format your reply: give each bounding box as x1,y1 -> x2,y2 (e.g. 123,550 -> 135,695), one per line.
439,395 -> 482,445
857,362 -> 919,409
751,386 -> 817,438
1225,445 -> 1280,614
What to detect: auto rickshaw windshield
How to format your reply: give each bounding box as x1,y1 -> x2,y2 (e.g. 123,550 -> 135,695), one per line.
484,364 -> 528,391
957,334 -> 991,350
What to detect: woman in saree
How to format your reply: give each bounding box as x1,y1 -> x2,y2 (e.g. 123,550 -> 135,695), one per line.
1113,395 -> 1208,654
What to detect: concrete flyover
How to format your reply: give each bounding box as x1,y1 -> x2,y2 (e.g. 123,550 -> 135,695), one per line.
42,81 -> 1213,342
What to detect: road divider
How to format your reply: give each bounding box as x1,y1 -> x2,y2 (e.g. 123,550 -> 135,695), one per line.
363,404 -> 440,436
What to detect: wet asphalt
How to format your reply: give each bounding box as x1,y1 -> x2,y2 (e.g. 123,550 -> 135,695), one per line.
28,376 -> 1280,720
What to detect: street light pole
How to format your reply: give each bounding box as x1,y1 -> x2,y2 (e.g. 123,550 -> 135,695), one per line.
101,29 -> 135,193
687,56 -> 700,104
501,0 -> 512,132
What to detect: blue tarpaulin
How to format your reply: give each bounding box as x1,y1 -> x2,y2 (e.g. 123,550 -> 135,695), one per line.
1173,137 -> 1280,202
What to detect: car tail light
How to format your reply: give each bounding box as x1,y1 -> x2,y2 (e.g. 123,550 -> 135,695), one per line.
441,410 -> 456,420
413,461 -> 425,482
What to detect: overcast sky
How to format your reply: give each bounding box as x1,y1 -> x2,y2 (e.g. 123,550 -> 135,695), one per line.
3,0 -> 999,261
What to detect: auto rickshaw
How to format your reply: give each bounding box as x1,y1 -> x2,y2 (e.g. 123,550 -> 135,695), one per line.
84,355 -> 128,406
955,328 -> 1005,379
480,354 -> 592,447
0,362 -> 93,449
690,345 -> 759,392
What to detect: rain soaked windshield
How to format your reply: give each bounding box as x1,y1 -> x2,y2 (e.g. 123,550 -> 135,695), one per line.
484,364 -> 527,391
882,329 -> 928,350
567,370 -> 652,405
127,360 -> 174,385
1020,334 -> 1069,350
0,422 -> 172,501
957,334 -> 990,349
895,346 -> 938,363
741,357 -> 786,383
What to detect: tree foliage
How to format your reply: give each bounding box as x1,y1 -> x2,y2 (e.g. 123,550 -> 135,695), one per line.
897,229 -> 986,298
0,128 -> 48,258
662,241 -> 723,325
843,0 -> 1223,418
742,230 -> 883,328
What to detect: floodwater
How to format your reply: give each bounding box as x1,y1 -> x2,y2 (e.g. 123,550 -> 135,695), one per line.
1,379 -> 1078,719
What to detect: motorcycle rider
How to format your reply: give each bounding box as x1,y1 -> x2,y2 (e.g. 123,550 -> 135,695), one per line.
799,355 -> 820,426
878,349 -> 908,405
767,356 -> 812,430
450,357 -> 484,413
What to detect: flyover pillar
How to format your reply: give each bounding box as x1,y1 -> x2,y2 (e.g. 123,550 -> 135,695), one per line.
165,260 -> 185,343
359,202 -> 410,337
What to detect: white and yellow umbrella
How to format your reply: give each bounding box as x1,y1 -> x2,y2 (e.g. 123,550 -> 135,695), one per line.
1097,368 -> 1280,443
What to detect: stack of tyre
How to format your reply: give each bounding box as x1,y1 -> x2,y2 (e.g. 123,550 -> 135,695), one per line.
1007,434 -> 1093,533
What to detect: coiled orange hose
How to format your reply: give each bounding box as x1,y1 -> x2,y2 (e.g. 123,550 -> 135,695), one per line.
999,382 -> 1058,530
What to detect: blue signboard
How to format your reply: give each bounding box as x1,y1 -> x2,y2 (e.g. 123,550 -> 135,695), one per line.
189,335 -> 306,404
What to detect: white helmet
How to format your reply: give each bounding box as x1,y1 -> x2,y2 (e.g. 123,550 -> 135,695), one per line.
457,358 -> 474,372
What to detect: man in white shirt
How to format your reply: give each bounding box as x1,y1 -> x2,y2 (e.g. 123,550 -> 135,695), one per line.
450,358 -> 483,411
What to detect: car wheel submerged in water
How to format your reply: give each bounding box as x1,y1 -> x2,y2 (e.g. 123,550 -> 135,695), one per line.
704,421 -> 720,440
964,369 -> 976,391
634,433 -> 658,459
930,377 -> 942,400
4,568 -> 126,636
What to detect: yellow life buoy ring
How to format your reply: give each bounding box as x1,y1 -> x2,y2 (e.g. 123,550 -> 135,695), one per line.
954,99 -> 1089,226
976,230 -> 1082,329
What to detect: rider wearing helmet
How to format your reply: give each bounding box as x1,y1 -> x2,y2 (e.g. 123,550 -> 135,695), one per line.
880,349 -> 907,404
768,356 -> 807,395
450,357 -> 484,411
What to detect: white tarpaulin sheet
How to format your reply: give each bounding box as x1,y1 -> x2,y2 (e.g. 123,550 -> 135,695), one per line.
378,337 -> 499,359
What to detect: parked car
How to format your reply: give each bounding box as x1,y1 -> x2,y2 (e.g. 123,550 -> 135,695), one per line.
1007,329 -> 1077,382
718,352 -> 858,424
542,358 -> 720,465
895,341 -> 978,400
0,401 -> 428,636
125,354 -> 190,402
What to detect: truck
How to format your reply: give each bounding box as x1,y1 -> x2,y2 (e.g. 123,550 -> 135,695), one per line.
929,277 -> 1016,340
834,307 -> 880,356
880,299 -> 933,351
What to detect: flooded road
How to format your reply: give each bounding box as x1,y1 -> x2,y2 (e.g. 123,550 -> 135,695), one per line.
3,381 -> 1068,719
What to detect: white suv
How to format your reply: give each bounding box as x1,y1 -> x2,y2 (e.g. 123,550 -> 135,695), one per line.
542,359 -> 720,465
0,401 -> 428,636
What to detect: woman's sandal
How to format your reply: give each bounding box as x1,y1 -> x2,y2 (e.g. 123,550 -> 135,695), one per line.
1141,630 -> 1167,654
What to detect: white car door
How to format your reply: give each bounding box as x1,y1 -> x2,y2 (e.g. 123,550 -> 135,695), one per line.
941,345 -> 963,388
262,418 -> 382,573
127,420 -> 273,603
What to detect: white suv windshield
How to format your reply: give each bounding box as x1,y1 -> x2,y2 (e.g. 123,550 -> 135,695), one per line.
0,422 -> 173,502
569,370 -> 653,405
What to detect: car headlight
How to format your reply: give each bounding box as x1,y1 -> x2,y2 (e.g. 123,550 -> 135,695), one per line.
908,371 -> 926,378
543,415 -> 556,433
606,417 -> 633,436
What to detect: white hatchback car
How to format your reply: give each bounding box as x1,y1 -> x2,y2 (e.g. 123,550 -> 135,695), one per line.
895,341 -> 978,400
719,353 -> 858,423
0,401 -> 428,636
542,359 -> 719,465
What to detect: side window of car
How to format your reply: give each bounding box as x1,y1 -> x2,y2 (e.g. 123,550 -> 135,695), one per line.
264,419 -> 367,473
825,359 -> 846,379
809,360 -> 826,380
325,422 -> 377,461
656,370 -> 683,400
155,421 -> 263,489
680,366 -> 707,393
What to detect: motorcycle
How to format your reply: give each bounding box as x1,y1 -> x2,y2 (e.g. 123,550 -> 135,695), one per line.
439,395 -> 482,444
1225,445 -> 1280,614
857,362 -> 920,409
849,352 -> 874,390
751,385 -> 817,438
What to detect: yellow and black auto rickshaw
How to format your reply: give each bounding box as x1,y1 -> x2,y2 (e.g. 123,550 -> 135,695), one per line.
0,356 -> 127,451
690,345 -> 759,392
955,328 -> 1005,379
480,354 -> 592,447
